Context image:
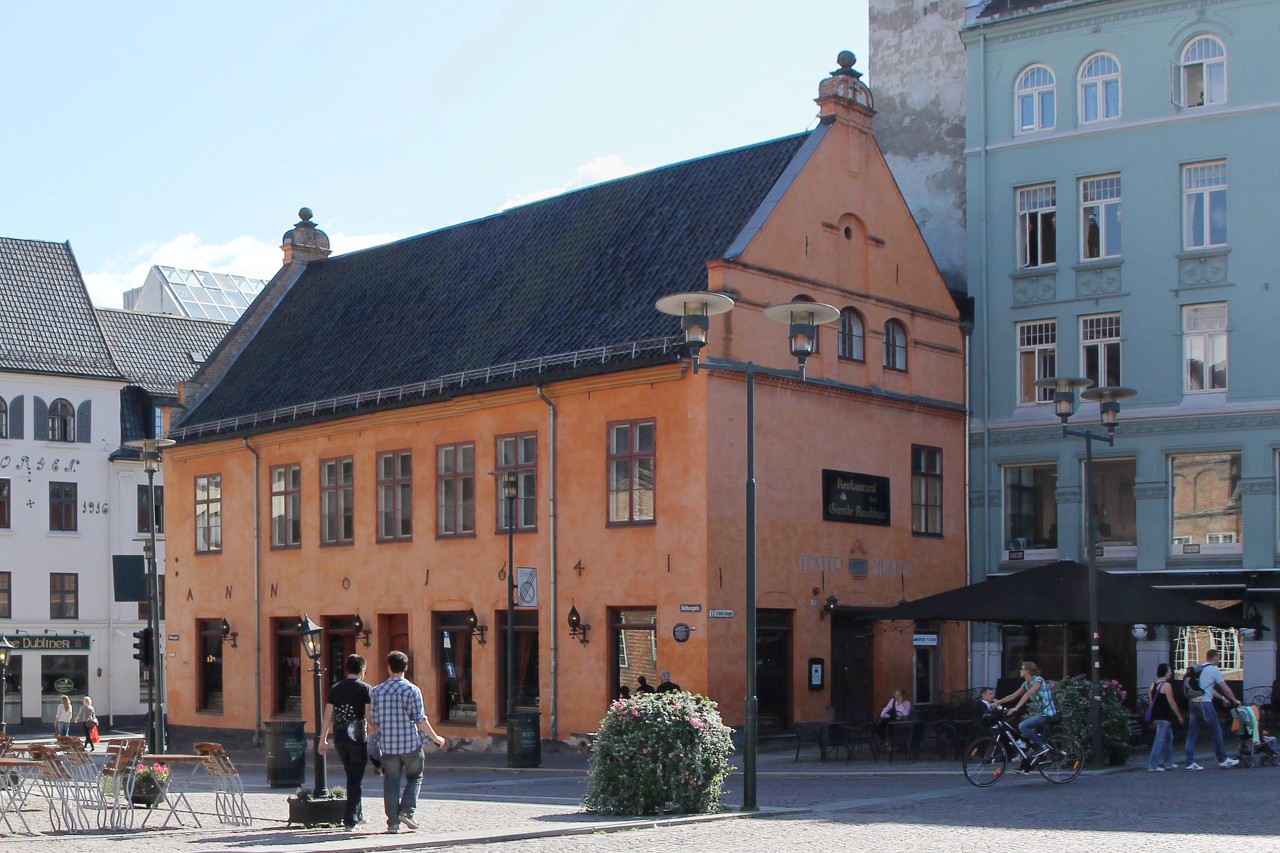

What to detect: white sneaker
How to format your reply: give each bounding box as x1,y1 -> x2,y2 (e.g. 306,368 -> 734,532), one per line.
1186,762 -> 1205,771
400,814 -> 419,830
1148,766 -> 1165,772
1220,758 -> 1239,768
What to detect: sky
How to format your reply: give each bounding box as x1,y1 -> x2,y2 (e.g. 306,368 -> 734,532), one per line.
0,2 -> 869,309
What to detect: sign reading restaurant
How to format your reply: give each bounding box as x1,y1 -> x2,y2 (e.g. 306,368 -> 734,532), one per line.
14,635 -> 92,651
822,469 -> 890,526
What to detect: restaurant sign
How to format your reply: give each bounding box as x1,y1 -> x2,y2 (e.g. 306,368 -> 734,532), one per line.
15,635 -> 92,651
822,469 -> 890,526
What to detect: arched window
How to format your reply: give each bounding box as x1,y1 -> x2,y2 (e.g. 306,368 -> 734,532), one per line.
0,396 -> 7,439
1015,64 -> 1055,133
1180,35 -> 1226,108
883,320 -> 908,372
837,309 -> 865,361
48,398 -> 75,442
1079,53 -> 1120,123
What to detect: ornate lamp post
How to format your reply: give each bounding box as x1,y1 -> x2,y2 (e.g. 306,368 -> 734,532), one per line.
501,470 -> 520,767
1036,376 -> 1136,767
0,634 -> 14,734
657,292 -> 837,811
125,437 -> 176,754
298,614 -> 328,797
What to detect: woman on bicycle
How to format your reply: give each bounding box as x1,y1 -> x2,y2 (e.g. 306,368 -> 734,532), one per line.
994,661 -> 1058,759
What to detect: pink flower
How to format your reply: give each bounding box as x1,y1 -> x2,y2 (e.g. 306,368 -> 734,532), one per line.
643,748 -> 649,755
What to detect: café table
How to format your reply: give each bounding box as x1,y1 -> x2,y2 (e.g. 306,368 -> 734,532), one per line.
0,756 -> 39,835
139,754 -> 206,829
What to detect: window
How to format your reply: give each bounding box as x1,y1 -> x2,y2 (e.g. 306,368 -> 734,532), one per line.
497,610 -> 539,722
1179,35 -> 1226,108
320,458 -> 354,545
137,575 -> 165,622
1089,457 -> 1137,557
274,617 -> 303,715
1079,53 -> 1120,123
49,482 -> 77,532
0,478 -> 9,529
136,484 -> 164,535
1015,64 -> 1055,132
1184,303 -> 1228,392
837,309 -> 865,361
1017,184 -> 1056,269
198,619 -> 224,713
1080,175 -> 1121,260
0,396 -> 7,438
1003,463 -> 1058,559
911,446 -> 943,536
495,434 -> 536,532
612,608 -> 658,700
608,420 -> 655,524
1175,627 -> 1242,680
195,474 -> 222,553
50,572 -> 78,619
436,443 -> 475,536
271,464 -> 302,548
47,399 -> 74,442
1183,161 -> 1227,250
883,320 -> 908,371
0,571 -> 10,618
1081,314 -> 1121,389
436,612 -> 476,723
1171,451 -> 1241,555
377,451 -> 413,541
1017,320 -> 1057,405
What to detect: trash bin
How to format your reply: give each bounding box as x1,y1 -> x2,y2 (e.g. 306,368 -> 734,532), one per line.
264,720 -> 308,788
507,712 -> 542,768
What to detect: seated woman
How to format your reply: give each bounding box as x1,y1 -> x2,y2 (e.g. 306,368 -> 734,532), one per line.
875,688 -> 912,742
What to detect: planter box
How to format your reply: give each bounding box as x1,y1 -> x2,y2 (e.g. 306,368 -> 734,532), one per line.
132,780 -> 168,809
287,796 -> 347,828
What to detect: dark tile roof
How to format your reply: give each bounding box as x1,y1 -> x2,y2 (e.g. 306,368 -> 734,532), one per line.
182,133 -> 810,428
95,308 -> 232,398
0,238 -> 124,380
976,0 -> 1075,20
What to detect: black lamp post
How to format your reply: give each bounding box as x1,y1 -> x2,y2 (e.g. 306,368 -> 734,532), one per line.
657,291 -> 837,811
1036,376 -> 1136,767
501,470 -> 519,767
125,436 -> 176,754
298,614 -> 328,797
0,634 -> 14,734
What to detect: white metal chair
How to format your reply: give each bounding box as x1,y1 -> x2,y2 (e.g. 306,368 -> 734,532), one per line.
194,742 -> 252,826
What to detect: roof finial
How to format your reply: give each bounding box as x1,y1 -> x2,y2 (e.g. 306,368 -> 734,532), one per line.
298,207 -> 314,223
833,50 -> 861,80
282,206 -> 331,265
817,50 -> 874,120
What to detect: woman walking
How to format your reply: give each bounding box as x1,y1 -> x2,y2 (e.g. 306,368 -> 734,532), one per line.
54,695 -> 73,737
1147,663 -> 1185,771
75,695 -> 99,751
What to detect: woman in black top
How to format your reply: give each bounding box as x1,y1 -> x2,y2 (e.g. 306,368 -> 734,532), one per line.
1147,663 -> 1185,771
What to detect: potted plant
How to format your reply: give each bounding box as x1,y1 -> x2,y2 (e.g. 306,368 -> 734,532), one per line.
286,787 -> 347,827
132,762 -> 170,808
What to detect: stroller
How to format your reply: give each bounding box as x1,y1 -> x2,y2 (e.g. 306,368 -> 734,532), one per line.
1231,705 -> 1278,767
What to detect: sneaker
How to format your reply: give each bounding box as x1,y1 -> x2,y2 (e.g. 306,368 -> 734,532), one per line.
386,824 -> 400,834
1165,763 -> 1181,769
1186,762 -> 1205,771
1220,758 -> 1239,768
400,814 -> 419,831
344,823 -> 358,832
1148,766 -> 1165,772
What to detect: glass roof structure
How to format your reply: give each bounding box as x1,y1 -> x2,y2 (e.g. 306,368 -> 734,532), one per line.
155,266 -> 267,321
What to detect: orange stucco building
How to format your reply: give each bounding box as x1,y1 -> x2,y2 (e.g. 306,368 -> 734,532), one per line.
162,56 -> 969,746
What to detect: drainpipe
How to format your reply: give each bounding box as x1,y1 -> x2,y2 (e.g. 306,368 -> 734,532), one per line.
536,386 -> 558,742
244,438 -> 263,747
978,31 -> 993,689
962,320 -> 974,689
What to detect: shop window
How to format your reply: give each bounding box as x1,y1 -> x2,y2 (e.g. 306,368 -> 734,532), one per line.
497,610 -> 539,723
1175,626 -> 1242,680
1171,452 -> 1242,555
41,655 -> 87,724
1087,457 -> 1137,558
436,612 -> 477,724
198,618 -> 224,713
1003,463 -> 1058,561
273,617 -> 303,715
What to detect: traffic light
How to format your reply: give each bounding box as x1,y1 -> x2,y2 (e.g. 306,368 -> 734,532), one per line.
132,627 -> 153,667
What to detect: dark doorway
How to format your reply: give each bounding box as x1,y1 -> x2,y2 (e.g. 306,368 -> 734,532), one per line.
831,615 -> 874,722
756,609 -> 792,734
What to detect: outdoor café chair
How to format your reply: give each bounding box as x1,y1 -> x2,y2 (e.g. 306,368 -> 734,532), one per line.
97,738 -> 143,830
54,737 -> 98,784
193,742 -> 252,826
27,745 -> 94,834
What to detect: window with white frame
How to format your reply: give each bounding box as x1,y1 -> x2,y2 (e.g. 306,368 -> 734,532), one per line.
1017,320 -> 1056,405
1081,314 -> 1121,389
195,474 -> 222,553
495,434 -> 536,532
607,420 -> 655,525
1079,53 -> 1121,123
1175,627 -> 1242,680
1017,184 -> 1056,269
1170,451 -> 1241,555
1183,303 -> 1227,392
48,398 -> 75,442
270,463 -> 302,548
320,457 -> 354,545
1015,64 -> 1055,133
377,451 -> 413,541
1178,35 -> 1227,108
911,446 -> 943,536
1088,457 -> 1137,556
1081,175 -> 1121,261
1003,463 -> 1058,558
837,308 -> 865,361
437,442 -> 475,536
1183,161 -> 1227,250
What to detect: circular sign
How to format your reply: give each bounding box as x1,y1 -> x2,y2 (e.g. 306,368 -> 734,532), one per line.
672,623 -> 691,643
54,677 -> 75,693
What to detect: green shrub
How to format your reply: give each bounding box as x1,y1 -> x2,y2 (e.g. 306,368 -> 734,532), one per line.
582,691 -> 734,816
1051,675 -> 1134,765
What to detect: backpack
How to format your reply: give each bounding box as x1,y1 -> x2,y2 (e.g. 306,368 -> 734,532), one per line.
1182,665 -> 1205,701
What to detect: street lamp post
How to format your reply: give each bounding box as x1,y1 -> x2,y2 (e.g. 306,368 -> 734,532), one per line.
0,634 -> 15,734
657,292 -> 837,811
125,437 -> 176,754
1036,377 -> 1136,767
501,470 -> 519,767
298,614 -> 328,797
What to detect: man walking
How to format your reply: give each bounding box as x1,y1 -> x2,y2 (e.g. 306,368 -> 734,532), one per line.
318,654 -> 374,831
370,651 -> 446,833
1184,648 -> 1241,771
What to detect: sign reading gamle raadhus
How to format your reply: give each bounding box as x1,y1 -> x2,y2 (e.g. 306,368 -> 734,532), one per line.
822,469 -> 890,526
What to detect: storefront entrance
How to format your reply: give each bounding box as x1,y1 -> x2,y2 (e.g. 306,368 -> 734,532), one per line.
831,616 -> 874,722
756,609 -> 792,734
41,655 -> 88,723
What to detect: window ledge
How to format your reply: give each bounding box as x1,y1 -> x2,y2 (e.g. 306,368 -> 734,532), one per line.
1010,266 -> 1058,280
1175,247 -> 1230,261
1072,258 -> 1122,273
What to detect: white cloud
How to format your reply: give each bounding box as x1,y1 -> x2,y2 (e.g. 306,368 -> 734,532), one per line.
84,230 -> 405,309
501,154 -> 644,210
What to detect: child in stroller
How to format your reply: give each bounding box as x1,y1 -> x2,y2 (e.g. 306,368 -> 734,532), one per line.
1230,705 -> 1278,767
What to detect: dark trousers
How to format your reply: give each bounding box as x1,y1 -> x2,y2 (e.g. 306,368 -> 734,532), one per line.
334,738 -> 368,827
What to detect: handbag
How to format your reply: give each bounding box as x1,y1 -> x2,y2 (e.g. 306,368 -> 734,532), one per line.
1144,683 -> 1158,724
89,724 -> 100,743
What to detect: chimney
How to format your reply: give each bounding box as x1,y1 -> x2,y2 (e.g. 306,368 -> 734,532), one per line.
816,51 -> 875,130
281,207 -> 331,265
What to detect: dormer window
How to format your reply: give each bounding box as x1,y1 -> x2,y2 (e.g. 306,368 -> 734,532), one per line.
48,399 -> 75,442
1015,64 -> 1056,133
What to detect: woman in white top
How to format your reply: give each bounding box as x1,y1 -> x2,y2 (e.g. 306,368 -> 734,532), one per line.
876,688 -> 913,741
74,695 -> 98,751
54,695 -> 74,737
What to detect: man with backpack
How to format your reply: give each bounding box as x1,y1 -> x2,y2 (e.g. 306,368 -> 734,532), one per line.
1183,648 -> 1241,770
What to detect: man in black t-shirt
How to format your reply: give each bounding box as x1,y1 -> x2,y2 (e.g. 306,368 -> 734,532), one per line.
319,654 -> 375,831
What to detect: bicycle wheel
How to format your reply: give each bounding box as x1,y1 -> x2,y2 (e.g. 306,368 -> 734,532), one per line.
1038,734 -> 1084,784
962,736 -> 1008,787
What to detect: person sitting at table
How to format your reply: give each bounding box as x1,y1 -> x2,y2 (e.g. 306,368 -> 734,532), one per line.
876,688 -> 912,742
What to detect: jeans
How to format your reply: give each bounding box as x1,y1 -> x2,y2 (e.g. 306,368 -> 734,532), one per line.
381,747 -> 424,828
56,721 -> 71,737
333,738 -> 368,828
1019,714 -> 1050,750
1149,720 -> 1174,769
1185,701 -> 1228,764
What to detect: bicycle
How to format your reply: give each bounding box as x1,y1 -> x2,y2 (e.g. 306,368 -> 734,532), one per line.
962,707 -> 1083,786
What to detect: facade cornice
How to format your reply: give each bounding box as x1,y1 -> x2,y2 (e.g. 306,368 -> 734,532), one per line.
971,408 -> 1280,446
963,0 -> 1235,42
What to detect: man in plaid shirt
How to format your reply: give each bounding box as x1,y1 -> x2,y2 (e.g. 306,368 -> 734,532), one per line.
370,650 -> 446,833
